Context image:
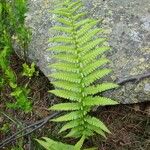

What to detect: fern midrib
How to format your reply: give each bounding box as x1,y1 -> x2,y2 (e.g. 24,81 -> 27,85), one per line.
69,9 -> 87,133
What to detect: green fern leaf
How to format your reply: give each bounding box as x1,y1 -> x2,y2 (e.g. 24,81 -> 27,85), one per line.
49,89 -> 82,101
83,69 -> 112,86
36,137 -> 74,150
74,135 -> 85,150
75,19 -> 93,29
52,81 -> 81,93
68,0 -> 82,10
83,96 -> 118,106
52,111 -> 82,122
81,46 -> 110,65
78,29 -> 103,46
86,124 -> 106,138
36,136 -> 96,150
53,53 -> 78,63
36,138 -> 54,150
82,58 -> 109,76
50,72 -> 81,83
51,26 -> 72,34
59,120 -> 80,133
48,45 -> 76,54
49,36 -> 73,44
84,83 -> 119,95
56,17 -> 72,26
65,126 -> 84,138
79,38 -> 107,55
81,128 -> 94,137
71,2 -> 83,14
50,103 -> 80,111
77,20 -> 98,38
73,12 -> 86,21
50,62 -> 79,73
85,116 -> 110,133
52,10 -> 70,17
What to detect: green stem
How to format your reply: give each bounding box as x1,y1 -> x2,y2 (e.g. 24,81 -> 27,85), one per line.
69,10 -> 86,134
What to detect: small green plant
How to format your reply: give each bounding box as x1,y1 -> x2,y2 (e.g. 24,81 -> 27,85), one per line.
22,62 -> 36,79
0,0 -> 32,112
38,0 -> 119,149
5,62 -> 36,112
0,123 -> 10,134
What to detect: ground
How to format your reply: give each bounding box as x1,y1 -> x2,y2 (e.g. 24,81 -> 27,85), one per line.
0,54 -> 150,150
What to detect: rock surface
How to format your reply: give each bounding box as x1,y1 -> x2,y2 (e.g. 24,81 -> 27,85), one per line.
25,0 -> 150,104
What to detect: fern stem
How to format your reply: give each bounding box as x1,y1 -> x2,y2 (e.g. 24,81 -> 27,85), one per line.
69,9 -> 87,134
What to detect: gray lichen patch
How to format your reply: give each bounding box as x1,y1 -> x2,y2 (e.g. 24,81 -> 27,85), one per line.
25,0 -> 150,104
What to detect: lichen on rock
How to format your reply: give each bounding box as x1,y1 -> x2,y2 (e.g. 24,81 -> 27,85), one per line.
25,0 -> 150,104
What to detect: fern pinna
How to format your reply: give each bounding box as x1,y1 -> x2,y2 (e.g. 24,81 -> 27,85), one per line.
49,0 -> 118,139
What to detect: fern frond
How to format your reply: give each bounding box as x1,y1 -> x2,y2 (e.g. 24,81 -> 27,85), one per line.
36,136 -> 96,150
53,53 -> 78,63
81,129 -> 94,138
59,120 -> 80,133
48,45 -> 76,54
81,46 -> 110,65
49,89 -> 82,101
52,111 -> 82,122
71,5 -> 83,14
83,96 -> 118,106
48,0 -> 119,142
50,72 -> 81,83
51,26 -> 72,34
82,58 -> 109,76
50,62 -> 79,73
78,29 -> 103,46
36,137 -> 74,150
84,83 -> 119,95
83,69 -> 112,86
86,124 -> 106,138
52,81 -> 81,93
49,36 -> 73,44
77,20 -> 98,38
52,10 -> 70,17
68,0 -> 81,10
70,2 -> 83,14
56,17 -> 72,26
65,126 -> 85,138
74,135 -> 85,150
36,138 -> 53,150
50,103 -> 80,111
75,19 -> 92,29
85,116 -> 110,133
73,12 -> 86,21
79,38 -> 107,55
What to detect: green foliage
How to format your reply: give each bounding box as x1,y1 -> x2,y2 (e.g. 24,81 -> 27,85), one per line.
36,137 -> 96,150
0,0 -> 32,112
47,0 -> 119,145
22,62 -> 36,79
7,87 -> 32,112
0,123 -> 10,133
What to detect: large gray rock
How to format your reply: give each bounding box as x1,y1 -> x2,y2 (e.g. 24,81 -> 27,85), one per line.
25,0 -> 150,104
